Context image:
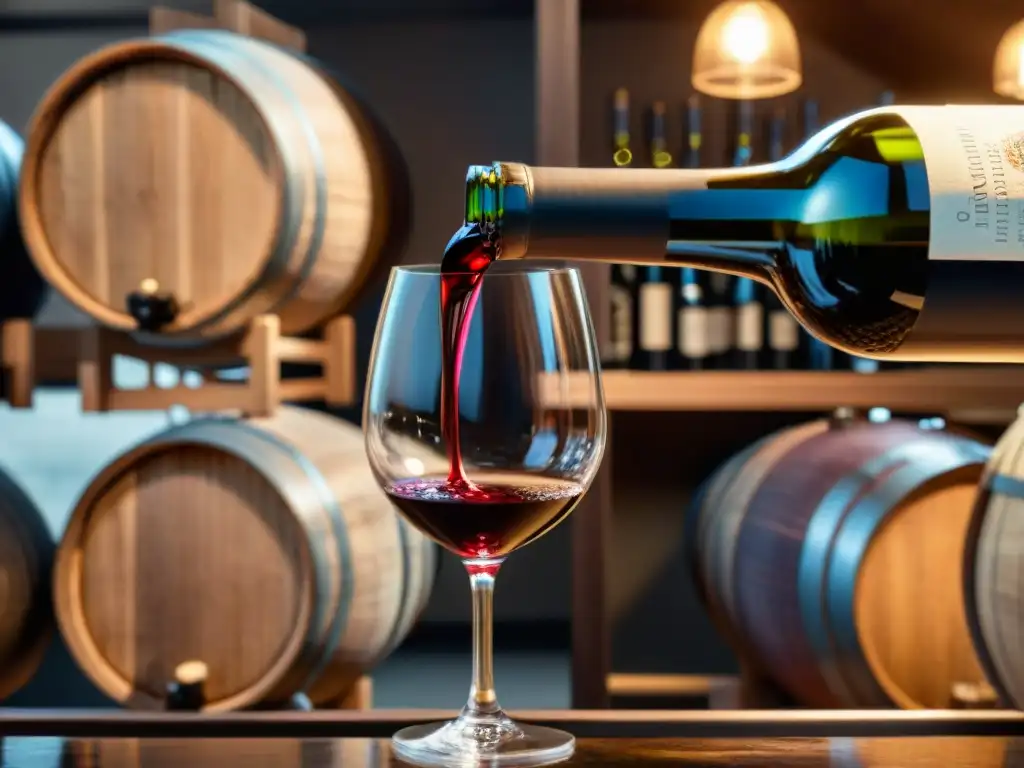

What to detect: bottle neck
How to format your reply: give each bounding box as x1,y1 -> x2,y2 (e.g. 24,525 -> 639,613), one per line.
465,161 -> 782,282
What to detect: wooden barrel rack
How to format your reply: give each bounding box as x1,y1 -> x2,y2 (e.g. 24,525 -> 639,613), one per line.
0,314 -> 356,417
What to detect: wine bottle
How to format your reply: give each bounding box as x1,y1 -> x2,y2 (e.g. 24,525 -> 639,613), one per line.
603,88 -> 636,370
676,96 -> 710,370
462,103 -> 1024,364
612,88 -> 633,168
731,101 -> 762,370
641,101 -> 676,371
648,100 -> 673,169
854,90 -> 897,373
633,266 -> 673,371
797,99 -> 836,371
733,274 -> 764,370
763,106 -> 801,370
606,264 -> 636,369
685,94 -> 702,171
678,267 -> 709,369
705,272 -> 733,369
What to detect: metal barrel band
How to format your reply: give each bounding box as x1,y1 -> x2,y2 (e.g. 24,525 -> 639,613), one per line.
798,438 -> 976,706
825,444 -> 984,708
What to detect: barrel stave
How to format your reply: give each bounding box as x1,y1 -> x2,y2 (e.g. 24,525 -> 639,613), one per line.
964,413 -> 1024,709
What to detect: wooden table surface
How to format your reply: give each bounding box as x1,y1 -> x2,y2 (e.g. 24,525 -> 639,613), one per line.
0,710 -> 1021,766
14,734 -> 1020,768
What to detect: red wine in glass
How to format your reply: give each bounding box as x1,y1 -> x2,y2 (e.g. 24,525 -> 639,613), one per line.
386,473 -> 582,561
390,222 -> 589,562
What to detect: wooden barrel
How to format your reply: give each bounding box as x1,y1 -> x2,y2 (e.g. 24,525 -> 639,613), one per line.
0,121 -> 49,321
0,466 -> 56,699
691,416 -> 991,708
53,405 -> 436,711
20,29 -> 409,344
964,408 -> 1024,709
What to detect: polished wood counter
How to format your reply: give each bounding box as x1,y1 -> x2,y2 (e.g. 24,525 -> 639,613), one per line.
9,733 -> 1020,768
0,710 -> 1020,766
0,709 -> 1023,739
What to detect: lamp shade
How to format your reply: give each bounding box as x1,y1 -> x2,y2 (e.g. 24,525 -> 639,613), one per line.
692,0 -> 802,100
994,19 -> 1024,100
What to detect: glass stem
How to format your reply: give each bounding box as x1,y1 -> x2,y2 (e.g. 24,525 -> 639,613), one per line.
463,560 -> 504,718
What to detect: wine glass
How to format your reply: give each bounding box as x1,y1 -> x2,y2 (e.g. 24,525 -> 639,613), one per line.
364,263 -> 606,767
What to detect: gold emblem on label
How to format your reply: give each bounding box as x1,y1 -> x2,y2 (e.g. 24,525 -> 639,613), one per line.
1003,132 -> 1024,171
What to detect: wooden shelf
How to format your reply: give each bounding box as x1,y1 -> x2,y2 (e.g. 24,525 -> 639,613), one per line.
539,368 -> 1024,418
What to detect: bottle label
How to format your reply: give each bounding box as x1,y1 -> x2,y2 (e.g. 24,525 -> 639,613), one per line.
708,306 -> 732,353
735,303 -> 764,351
608,285 -> 632,361
896,105 -> 1024,261
768,310 -> 800,352
639,282 -> 672,351
678,306 -> 709,358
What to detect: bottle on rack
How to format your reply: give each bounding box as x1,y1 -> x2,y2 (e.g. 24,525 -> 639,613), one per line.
460,102 -> 1024,364
704,272 -> 734,369
633,265 -> 673,371
730,101 -> 764,370
611,87 -> 633,169
629,99 -> 676,371
762,106 -> 801,370
648,100 -> 673,170
684,94 -> 702,171
606,264 -> 636,369
676,95 -> 711,371
677,267 -> 709,369
602,88 -> 637,370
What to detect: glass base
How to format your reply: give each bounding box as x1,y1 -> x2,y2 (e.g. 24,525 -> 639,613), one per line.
392,712 -> 575,768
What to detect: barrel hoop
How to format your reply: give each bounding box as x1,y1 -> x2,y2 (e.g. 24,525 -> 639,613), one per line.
171,31 -> 329,325
797,438 -> 980,706
825,444 -> 983,708
136,421 -> 333,708
974,426 -> 1024,708
228,418 -> 355,695
974,489 -> 1018,707
988,472 -> 1024,498
962,416 -> 1024,709
141,31 -> 309,336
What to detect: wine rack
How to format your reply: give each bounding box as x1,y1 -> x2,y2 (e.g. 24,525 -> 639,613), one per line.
542,369 -> 1024,423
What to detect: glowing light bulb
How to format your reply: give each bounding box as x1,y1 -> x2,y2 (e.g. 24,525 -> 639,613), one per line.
722,3 -> 769,64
